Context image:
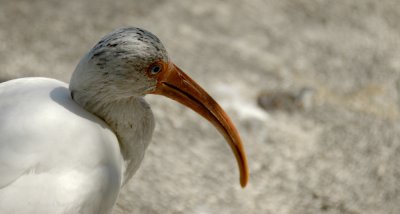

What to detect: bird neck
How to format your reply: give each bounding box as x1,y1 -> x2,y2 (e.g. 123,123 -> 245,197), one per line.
73,93 -> 155,185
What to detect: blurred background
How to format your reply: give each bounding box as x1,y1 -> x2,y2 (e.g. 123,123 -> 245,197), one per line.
1,0 -> 400,213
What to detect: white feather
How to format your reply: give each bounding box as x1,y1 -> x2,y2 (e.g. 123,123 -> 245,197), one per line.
0,78 -> 133,213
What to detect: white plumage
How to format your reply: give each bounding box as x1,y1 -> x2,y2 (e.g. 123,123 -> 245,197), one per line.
0,78 -> 122,213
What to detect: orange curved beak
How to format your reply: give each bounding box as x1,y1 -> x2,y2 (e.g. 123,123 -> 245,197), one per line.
151,62 -> 249,187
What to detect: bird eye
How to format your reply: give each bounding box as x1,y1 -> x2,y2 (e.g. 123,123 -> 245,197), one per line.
149,64 -> 162,75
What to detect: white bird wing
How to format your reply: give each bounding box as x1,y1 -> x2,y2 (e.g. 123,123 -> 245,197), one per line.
0,78 -> 122,214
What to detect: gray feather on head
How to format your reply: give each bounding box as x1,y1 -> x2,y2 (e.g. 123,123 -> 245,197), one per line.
70,27 -> 169,108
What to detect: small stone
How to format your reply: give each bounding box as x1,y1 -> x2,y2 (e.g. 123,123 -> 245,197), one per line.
257,87 -> 315,112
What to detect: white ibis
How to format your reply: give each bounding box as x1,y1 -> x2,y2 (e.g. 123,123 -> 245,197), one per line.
0,27 -> 248,213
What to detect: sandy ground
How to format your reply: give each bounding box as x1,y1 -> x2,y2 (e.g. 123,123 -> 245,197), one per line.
1,0 -> 400,213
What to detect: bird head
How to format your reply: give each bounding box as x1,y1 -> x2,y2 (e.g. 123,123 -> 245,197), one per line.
70,27 -> 249,187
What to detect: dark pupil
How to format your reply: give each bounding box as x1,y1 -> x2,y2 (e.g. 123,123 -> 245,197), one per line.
152,65 -> 161,73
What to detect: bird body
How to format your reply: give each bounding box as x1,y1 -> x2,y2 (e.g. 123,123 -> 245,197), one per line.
0,27 -> 248,213
0,78 -> 126,213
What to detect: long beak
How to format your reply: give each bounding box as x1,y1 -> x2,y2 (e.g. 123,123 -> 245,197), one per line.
151,62 -> 249,187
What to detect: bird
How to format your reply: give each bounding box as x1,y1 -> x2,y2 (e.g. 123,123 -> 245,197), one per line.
0,27 -> 249,213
